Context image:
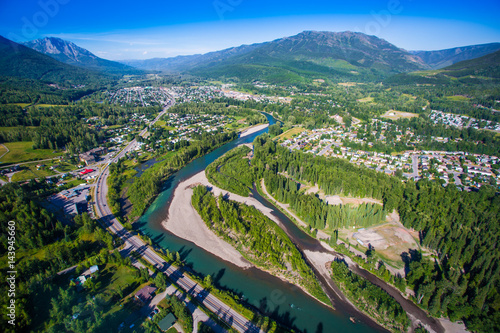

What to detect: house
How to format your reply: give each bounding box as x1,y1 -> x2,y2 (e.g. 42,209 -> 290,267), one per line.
79,153 -> 96,166
134,285 -> 157,304
79,147 -> 108,165
158,313 -> 177,332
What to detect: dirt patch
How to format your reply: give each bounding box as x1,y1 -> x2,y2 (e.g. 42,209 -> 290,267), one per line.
348,223 -> 419,264
381,110 -> 419,120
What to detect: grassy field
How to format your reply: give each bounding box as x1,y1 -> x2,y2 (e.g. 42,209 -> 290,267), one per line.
357,96 -> 374,103
446,95 -> 470,101
0,141 -> 61,164
154,120 -> 176,130
338,82 -> 359,87
7,103 -> 32,108
225,121 -> 248,132
0,144 -> 7,156
380,110 -> 419,120
35,104 -> 66,108
0,125 -> 37,132
276,127 -> 306,141
11,163 -> 58,182
30,262 -> 145,333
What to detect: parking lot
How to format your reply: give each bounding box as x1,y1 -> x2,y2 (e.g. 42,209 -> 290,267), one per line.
49,184 -> 94,216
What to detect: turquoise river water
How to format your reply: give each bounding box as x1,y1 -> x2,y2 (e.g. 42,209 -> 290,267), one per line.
135,114 -> 382,333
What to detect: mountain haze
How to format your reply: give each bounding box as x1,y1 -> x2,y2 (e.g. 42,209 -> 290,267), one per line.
120,42 -> 264,72
120,31 -> 429,83
0,35 -> 108,85
387,49 -> 500,85
24,37 -> 141,74
411,43 -> 500,69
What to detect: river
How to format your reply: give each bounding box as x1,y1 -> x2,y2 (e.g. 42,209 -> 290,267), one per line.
134,114 -> 382,333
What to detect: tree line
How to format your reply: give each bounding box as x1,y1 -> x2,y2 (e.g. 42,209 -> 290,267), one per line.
191,185 -> 329,304
204,134 -> 499,331
127,131 -> 238,219
331,260 -> 410,332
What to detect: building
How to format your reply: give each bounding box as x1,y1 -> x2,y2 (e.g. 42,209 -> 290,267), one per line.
79,147 -> 108,165
158,313 -> 177,332
134,285 -> 157,304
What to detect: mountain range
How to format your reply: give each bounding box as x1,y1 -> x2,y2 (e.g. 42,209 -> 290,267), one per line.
121,31 -> 430,82
23,37 -> 140,74
0,35 -> 108,85
1,31 -> 499,86
410,43 -> 500,69
118,31 -> 500,83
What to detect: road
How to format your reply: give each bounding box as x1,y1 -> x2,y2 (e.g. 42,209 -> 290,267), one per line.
404,154 -> 420,179
0,143 -> 9,160
93,100 -> 264,333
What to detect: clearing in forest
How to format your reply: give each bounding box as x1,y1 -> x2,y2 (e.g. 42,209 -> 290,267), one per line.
276,127 -> 307,141
381,110 -> 419,120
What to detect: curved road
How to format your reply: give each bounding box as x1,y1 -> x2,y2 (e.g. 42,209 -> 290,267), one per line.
94,100 -> 264,333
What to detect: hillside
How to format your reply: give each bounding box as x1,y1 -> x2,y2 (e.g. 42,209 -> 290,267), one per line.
120,42 -> 264,72
411,43 -> 500,69
190,31 -> 428,83
23,37 -> 141,74
387,49 -> 500,85
120,31 -> 428,83
0,35 -> 111,86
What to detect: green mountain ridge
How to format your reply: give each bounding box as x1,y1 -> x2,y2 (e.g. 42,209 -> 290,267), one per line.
23,37 -> 142,75
119,42 -> 264,72
411,43 -> 500,69
118,31 -> 430,83
387,49 -> 500,85
0,35 -> 111,86
189,31 -> 430,83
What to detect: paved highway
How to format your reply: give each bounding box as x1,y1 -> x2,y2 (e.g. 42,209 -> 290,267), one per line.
93,100 -> 264,333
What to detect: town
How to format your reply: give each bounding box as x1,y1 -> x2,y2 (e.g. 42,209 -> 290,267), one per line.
280,116 -> 500,190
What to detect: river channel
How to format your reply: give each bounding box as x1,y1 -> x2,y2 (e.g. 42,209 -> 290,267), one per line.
134,114 -> 382,333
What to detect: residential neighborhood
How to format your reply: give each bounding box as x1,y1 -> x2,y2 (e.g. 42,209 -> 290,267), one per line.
279,116 -> 500,190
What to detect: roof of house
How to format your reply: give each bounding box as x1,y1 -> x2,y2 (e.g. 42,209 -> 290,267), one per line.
158,313 -> 176,331
134,285 -> 157,303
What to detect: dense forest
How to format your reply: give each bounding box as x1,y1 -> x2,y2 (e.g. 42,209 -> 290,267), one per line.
191,185 -> 329,304
205,145 -> 256,196
203,134 -> 499,331
127,131 -> 238,219
331,260 -> 410,332
0,102 -> 160,153
0,182 -> 114,332
263,171 -> 387,231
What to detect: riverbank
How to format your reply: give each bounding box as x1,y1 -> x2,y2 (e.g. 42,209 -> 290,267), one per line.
259,179 -> 451,333
161,170 -> 252,269
239,123 -> 269,138
161,169 -> 334,308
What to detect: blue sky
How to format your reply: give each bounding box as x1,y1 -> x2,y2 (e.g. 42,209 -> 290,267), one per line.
1,0 -> 499,60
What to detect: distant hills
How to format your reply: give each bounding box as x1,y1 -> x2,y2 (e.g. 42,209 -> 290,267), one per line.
411,43 -> 500,69
23,37 -> 141,75
1,32 -> 499,87
442,49 -> 500,78
120,31 -> 429,83
0,35 -> 108,85
121,42 -> 264,73
387,49 -> 500,85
